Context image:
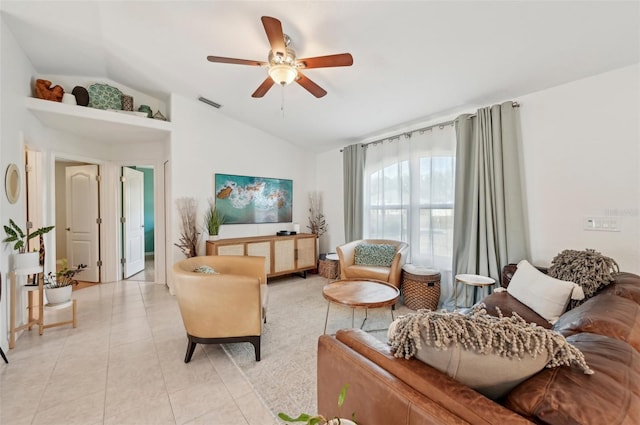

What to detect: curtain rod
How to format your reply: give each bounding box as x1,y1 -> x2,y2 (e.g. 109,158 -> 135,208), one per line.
361,120 -> 455,149
466,101 -> 520,119
341,101 -> 520,151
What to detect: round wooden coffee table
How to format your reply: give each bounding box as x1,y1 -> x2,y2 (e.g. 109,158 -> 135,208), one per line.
322,278 -> 400,334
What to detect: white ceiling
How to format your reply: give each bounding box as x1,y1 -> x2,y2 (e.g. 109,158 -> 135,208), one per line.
1,1 -> 638,152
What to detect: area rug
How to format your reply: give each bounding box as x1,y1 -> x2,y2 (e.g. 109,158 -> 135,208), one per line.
222,274 -> 412,419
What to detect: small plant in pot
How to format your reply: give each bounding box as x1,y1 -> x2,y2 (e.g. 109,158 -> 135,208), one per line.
278,384 -> 356,425
43,260 -> 87,305
3,219 -> 54,271
204,200 -> 225,241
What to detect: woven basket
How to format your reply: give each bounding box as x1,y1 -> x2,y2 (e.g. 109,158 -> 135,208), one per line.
318,259 -> 339,279
402,270 -> 441,310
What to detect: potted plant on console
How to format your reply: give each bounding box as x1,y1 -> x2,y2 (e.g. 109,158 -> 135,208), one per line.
43,259 -> 87,304
3,219 -> 54,272
204,200 -> 224,241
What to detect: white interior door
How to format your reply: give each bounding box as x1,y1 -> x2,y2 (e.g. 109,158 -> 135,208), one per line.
122,167 -> 145,278
66,165 -> 100,282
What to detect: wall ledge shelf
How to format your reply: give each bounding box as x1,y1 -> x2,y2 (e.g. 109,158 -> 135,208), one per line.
25,97 -> 172,144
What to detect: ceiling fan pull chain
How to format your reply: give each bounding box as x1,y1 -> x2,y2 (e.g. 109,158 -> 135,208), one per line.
281,84 -> 286,118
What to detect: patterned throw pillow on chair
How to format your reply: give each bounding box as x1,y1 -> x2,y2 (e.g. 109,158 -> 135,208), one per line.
354,243 -> 396,267
193,265 -> 218,274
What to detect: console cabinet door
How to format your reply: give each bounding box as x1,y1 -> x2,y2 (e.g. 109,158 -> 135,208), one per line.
216,243 -> 245,256
296,236 -> 317,269
273,239 -> 295,273
247,241 -> 272,275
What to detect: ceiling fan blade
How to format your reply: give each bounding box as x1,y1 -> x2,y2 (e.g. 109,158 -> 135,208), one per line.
296,72 -> 327,98
297,53 -> 354,69
261,16 -> 286,57
207,56 -> 267,66
251,77 -> 275,98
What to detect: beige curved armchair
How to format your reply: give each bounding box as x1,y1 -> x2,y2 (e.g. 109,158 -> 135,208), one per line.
172,255 -> 267,362
336,239 -> 408,288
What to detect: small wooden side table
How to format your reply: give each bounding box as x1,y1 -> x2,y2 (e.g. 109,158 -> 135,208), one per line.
9,267 -> 43,349
454,274 -> 496,310
9,268 -> 78,349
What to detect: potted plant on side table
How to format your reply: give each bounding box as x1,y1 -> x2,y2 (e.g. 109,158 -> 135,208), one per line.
3,219 -> 54,272
204,200 -> 225,241
43,260 -> 87,305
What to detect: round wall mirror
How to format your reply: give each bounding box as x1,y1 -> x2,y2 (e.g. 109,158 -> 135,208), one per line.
5,163 -> 20,204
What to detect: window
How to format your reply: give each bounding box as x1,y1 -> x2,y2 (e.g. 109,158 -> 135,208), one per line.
364,125 -> 456,277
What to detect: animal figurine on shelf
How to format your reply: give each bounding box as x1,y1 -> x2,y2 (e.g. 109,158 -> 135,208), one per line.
34,79 -> 64,102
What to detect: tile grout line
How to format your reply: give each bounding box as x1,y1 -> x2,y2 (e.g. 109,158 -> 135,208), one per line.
145,281 -> 180,425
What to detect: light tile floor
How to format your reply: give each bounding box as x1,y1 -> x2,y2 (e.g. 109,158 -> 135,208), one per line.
126,256 -> 155,282
0,279 -> 277,425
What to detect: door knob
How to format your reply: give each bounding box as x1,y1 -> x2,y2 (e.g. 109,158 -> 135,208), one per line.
65,227 -> 70,231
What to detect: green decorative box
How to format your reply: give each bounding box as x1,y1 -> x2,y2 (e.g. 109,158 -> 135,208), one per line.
88,84 -> 122,110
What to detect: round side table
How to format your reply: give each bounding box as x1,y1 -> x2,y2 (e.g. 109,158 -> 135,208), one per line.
454,274 -> 496,310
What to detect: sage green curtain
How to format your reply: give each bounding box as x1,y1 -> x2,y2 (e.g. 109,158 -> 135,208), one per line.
343,143 -> 366,242
452,101 -> 529,306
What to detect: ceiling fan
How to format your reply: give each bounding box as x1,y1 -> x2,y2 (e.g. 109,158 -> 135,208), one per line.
207,16 -> 353,98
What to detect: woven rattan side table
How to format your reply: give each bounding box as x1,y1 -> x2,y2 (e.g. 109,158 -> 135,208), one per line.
401,265 -> 441,310
319,253 -> 340,280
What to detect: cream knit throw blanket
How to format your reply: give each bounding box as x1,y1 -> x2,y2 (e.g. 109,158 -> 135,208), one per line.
548,248 -> 619,309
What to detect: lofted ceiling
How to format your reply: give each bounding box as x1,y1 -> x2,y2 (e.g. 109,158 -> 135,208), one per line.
1,1 -> 638,152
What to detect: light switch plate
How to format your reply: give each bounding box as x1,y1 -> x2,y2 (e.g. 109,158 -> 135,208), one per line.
584,217 -> 620,232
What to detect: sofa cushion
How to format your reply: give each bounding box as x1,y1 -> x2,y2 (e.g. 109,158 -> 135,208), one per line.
505,333 -> 640,425
482,291 -> 552,329
598,273 -> 640,304
507,260 -> 583,324
354,243 -> 396,267
388,307 -> 592,400
553,294 -> 640,351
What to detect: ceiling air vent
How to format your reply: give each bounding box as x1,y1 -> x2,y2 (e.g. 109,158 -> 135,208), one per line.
198,96 -> 222,109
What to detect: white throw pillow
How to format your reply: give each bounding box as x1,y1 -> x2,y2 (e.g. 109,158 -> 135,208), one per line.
507,260 -> 584,324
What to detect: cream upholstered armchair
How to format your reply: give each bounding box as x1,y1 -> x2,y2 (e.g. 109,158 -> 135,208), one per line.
172,255 -> 267,362
336,239 -> 409,288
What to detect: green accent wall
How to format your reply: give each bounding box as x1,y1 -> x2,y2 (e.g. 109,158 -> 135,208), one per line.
141,167 -> 155,252
130,166 -> 155,252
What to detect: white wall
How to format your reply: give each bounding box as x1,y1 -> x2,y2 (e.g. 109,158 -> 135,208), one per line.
519,64 -> 639,273
0,18 -> 44,354
168,94 -> 317,285
316,64 -> 640,274
315,149 -> 344,253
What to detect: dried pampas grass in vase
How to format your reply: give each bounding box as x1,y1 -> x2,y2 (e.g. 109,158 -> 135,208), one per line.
175,197 -> 200,257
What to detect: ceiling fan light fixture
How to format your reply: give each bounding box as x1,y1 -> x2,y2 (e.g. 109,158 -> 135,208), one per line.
268,64 -> 298,85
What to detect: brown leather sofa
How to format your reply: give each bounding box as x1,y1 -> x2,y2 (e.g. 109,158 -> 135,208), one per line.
336,239 -> 408,288
172,255 -> 267,362
317,265 -> 640,424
